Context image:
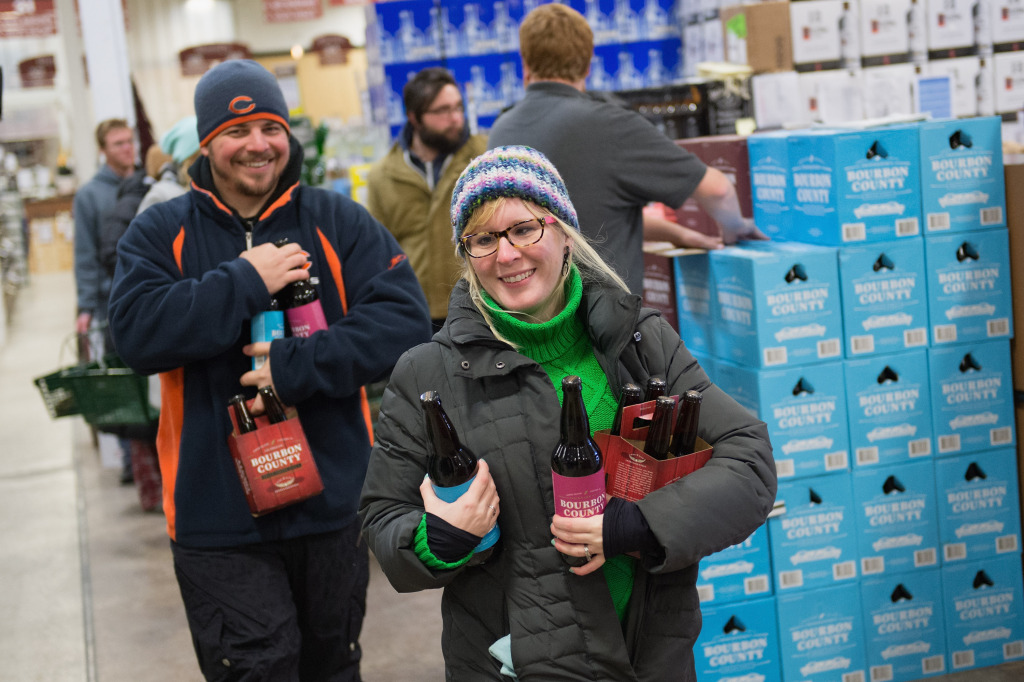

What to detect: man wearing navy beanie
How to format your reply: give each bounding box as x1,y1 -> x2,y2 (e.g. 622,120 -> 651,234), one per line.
108,59 -> 431,681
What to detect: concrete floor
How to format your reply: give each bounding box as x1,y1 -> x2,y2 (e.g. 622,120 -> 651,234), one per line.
2,270 -> 1023,681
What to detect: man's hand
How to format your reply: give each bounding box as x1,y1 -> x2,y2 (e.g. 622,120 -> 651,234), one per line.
240,242 -> 309,295
690,167 -> 771,245
643,215 -> 724,251
721,217 -> 770,245
76,311 -> 92,336
240,342 -> 273,414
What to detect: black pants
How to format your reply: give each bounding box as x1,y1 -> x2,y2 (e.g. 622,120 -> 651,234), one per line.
171,523 -> 368,682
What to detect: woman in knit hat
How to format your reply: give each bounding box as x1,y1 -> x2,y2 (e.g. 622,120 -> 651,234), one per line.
136,115 -> 201,215
360,146 -> 776,681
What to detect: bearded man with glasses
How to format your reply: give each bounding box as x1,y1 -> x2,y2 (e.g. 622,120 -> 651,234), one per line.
367,67 -> 489,332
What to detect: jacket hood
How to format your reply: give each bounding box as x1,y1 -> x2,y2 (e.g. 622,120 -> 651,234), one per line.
188,135 -> 304,219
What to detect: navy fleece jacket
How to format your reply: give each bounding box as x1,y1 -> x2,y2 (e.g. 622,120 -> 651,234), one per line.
108,138 -> 431,547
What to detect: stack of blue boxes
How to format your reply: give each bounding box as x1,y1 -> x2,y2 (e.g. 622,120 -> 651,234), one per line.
688,116 -> 1024,681
363,0 -> 683,139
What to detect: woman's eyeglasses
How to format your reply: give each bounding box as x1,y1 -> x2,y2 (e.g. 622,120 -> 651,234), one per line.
460,216 -> 555,258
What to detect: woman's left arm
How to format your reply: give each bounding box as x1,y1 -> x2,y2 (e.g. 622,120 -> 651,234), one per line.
633,318 -> 777,573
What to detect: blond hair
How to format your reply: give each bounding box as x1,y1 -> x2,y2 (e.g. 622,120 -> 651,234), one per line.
456,198 -> 628,347
519,4 -> 593,82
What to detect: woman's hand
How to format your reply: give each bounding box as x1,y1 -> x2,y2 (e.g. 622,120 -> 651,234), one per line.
419,459 -> 500,538
551,513 -> 605,575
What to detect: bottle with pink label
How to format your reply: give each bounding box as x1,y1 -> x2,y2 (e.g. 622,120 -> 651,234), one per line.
274,237 -> 328,338
551,375 -> 605,567
283,278 -> 327,338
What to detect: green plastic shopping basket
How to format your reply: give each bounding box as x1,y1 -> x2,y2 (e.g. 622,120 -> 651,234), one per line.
34,366 -> 81,420
64,354 -> 158,428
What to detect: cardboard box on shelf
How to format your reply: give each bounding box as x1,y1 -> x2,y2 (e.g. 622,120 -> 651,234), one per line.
697,524 -> 774,605
788,0 -> 844,72
941,553 -> 1024,672
721,2 -> 793,74
858,0 -> 912,65
711,357 -> 851,480
924,228 -> 1014,346
776,583 -> 868,682
860,568 -> 948,681
851,459 -> 941,576
919,116 -> 1006,234
708,241 -> 844,368
768,473 -> 860,592
934,448 -> 1022,564
696,595 -> 782,682
837,238 -> 929,358
1017,403 -> 1024,531
927,339 -> 1017,457
642,247 -> 681,333
1005,157 -> 1024,390
845,348 -> 935,467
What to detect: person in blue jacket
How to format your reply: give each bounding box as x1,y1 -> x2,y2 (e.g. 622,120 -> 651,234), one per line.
108,59 -> 432,682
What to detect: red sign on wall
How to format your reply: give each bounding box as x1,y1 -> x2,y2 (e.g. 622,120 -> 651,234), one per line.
264,0 -> 322,23
0,0 -> 57,38
19,54 -> 55,87
178,44 -> 253,77
312,34 -> 352,65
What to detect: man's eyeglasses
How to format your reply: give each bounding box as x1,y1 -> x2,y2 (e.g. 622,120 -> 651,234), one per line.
460,216 -> 555,258
423,103 -> 464,118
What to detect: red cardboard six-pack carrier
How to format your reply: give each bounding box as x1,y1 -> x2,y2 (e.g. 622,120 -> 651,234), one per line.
227,400 -> 324,516
595,397 -> 713,502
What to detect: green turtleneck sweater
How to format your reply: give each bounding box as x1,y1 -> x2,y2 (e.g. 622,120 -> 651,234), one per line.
483,268 -> 637,622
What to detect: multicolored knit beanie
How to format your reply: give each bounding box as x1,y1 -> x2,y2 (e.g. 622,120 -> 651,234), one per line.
450,145 -> 579,244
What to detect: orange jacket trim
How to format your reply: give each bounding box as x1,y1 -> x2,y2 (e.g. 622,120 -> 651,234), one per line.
316,227 -> 374,443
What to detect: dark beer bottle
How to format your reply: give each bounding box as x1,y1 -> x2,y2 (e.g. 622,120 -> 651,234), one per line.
551,376 -> 605,567
258,385 -> 288,424
670,390 -> 703,457
283,279 -> 328,338
644,376 -> 667,401
610,383 -> 642,436
421,391 -> 499,562
229,394 -> 258,434
274,237 -> 328,337
643,396 -> 677,460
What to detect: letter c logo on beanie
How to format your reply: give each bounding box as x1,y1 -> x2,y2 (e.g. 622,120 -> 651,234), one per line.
229,96 -> 256,115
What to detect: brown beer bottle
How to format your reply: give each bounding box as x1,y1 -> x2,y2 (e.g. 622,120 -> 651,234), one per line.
421,391 -> 499,562
644,376 -> 667,401
643,396 -> 677,461
610,383 -> 642,436
229,394 -> 258,434
258,385 -> 288,423
551,376 -> 605,567
670,390 -> 703,457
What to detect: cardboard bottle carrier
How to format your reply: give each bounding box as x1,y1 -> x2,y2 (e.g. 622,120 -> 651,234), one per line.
227,399 -> 324,516
595,397 -> 713,502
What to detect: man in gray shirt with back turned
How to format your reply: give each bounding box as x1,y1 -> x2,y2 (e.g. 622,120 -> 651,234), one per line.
489,3 -> 766,295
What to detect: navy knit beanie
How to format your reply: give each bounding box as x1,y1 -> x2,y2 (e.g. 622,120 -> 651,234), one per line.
451,145 -> 579,244
194,59 -> 290,146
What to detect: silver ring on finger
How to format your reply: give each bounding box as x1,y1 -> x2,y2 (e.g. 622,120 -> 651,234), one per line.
488,504 -> 497,516
584,544 -> 592,562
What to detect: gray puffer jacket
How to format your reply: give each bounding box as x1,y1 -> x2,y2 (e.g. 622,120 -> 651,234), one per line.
359,279 -> 776,681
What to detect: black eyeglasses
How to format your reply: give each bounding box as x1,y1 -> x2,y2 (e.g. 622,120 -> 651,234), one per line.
423,103 -> 464,118
460,216 -> 554,258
